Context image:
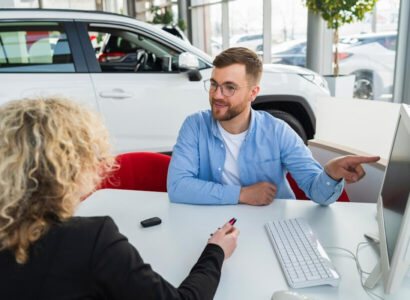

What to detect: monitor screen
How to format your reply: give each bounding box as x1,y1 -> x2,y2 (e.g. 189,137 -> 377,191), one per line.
381,114 -> 410,263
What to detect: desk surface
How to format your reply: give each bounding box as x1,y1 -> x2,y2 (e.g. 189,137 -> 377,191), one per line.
76,190 -> 410,300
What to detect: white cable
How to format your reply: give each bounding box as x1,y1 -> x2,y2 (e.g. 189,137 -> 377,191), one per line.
324,241 -> 384,300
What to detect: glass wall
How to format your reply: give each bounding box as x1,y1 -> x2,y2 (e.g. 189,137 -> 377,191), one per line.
269,0 -> 307,66
256,0 -> 399,102
204,1 -> 308,65
338,0 -> 400,101
229,0 -> 263,53
208,2 -> 222,57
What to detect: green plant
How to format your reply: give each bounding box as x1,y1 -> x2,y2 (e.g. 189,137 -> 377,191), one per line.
177,19 -> 187,32
303,0 -> 378,76
151,5 -> 174,25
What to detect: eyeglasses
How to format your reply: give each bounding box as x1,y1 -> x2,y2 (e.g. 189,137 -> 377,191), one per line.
203,79 -> 252,97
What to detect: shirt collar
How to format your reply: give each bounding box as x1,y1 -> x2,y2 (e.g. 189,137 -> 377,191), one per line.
211,108 -> 256,139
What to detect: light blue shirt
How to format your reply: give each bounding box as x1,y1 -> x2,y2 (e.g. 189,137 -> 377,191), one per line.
167,109 -> 343,205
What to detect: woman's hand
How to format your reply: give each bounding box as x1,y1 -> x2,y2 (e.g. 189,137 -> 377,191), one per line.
208,221 -> 240,260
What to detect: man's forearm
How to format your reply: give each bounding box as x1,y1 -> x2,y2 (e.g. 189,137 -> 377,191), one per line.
168,175 -> 240,205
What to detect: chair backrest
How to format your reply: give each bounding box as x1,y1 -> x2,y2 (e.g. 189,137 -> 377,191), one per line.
286,173 -> 350,202
100,152 -> 171,192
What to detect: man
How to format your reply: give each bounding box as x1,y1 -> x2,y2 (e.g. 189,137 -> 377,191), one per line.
167,47 -> 379,205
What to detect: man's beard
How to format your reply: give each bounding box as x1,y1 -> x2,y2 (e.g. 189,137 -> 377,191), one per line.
211,99 -> 247,121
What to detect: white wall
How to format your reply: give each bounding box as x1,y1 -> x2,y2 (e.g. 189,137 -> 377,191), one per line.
314,96 -> 401,160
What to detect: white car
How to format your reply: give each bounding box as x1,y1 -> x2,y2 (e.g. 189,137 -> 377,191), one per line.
338,32 -> 396,100
259,32 -> 397,100
0,9 -> 329,153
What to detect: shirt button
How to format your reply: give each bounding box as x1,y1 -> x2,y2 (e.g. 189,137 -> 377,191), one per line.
221,144 -> 224,148
218,167 -> 222,171
326,181 -> 331,186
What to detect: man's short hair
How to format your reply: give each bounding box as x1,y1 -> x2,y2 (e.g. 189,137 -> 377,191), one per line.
213,47 -> 263,84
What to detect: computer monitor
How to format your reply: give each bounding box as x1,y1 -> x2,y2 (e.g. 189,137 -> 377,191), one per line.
365,104 -> 410,294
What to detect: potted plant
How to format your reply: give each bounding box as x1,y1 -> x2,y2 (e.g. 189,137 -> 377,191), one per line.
303,0 -> 378,97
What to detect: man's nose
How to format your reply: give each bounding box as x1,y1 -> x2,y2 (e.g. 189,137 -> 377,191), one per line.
213,85 -> 224,99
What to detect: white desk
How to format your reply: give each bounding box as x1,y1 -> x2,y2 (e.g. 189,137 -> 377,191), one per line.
76,190 -> 410,300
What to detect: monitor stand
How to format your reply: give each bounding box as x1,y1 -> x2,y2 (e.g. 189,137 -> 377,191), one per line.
363,231 -> 382,289
364,260 -> 382,289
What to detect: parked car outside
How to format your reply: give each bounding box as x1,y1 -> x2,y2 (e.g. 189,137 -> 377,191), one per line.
231,33 -> 263,52
258,32 -> 397,100
263,39 -> 307,67
338,32 -> 396,100
0,9 -> 330,153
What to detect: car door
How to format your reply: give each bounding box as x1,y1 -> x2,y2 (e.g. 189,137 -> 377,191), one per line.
0,21 -> 96,109
76,22 -> 211,154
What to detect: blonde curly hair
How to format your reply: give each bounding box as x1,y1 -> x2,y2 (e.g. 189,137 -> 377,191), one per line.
0,97 -> 116,264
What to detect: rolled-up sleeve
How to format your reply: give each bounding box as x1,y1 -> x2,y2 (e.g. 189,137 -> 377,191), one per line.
309,171 -> 344,205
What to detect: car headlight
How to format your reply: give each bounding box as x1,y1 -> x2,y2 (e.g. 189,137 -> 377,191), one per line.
299,73 -> 329,91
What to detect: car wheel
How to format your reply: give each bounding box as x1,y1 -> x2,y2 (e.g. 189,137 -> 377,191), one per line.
354,74 -> 374,100
267,110 -> 308,144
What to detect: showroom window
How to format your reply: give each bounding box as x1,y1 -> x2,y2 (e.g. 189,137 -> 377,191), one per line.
208,3 -> 222,57
338,0 -> 400,101
259,0 -> 399,102
268,0 -> 308,66
0,22 -> 74,72
203,0 -> 307,59
229,0 -> 263,54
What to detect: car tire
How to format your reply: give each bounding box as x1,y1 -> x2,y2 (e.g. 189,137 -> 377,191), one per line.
266,110 -> 308,144
353,73 -> 374,100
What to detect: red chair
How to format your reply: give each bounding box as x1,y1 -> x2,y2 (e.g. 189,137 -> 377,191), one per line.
99,152 -> 171,192
286,173 -> 350,202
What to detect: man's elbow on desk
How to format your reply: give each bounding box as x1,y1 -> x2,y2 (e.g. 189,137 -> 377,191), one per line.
167,180 -> 241,205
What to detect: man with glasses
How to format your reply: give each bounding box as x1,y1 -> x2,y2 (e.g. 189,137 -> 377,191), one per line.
167,47 -> 379,205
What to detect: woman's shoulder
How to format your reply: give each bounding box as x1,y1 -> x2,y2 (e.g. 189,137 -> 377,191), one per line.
63,216 -> 115,228
56,216 -> 117,236
40,216 -> 125,266
50,216 -> 120,246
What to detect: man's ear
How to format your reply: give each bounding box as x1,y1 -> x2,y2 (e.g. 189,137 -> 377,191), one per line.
249,86 -> 260,102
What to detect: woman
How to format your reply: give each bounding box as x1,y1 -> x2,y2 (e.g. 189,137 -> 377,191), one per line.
0,97 -> 239,299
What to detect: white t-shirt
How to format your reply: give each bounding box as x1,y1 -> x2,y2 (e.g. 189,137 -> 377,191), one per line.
217,121 -> 248,185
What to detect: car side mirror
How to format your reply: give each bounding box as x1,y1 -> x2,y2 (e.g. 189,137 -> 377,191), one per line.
178,52 -> 202,81
178,52 -> 199,69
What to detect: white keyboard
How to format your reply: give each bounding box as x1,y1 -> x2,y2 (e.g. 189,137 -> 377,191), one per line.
265,218 -> 340,288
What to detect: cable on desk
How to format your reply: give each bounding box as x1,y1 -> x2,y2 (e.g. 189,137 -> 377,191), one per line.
324,241 -> 384,300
